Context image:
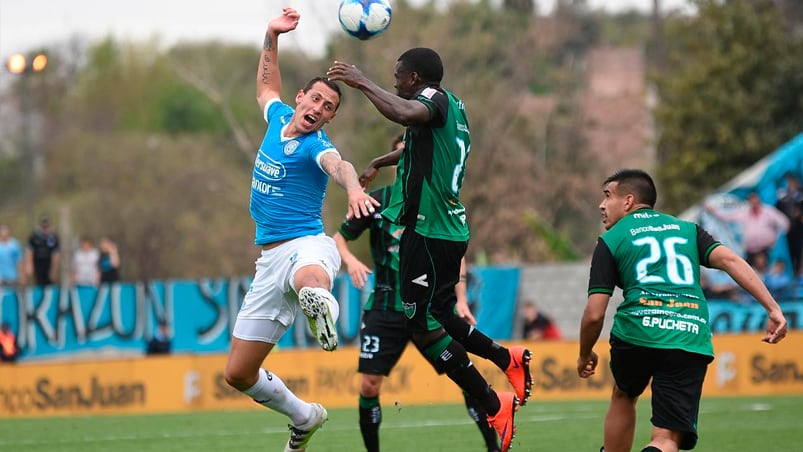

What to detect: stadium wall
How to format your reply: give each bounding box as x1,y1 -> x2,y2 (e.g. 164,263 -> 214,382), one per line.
1,333 -> 801,419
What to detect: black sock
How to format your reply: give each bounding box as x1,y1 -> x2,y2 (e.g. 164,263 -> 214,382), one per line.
463,391 -> 500,451
447,364 -> 501,416
641,447 -> 662,452
442,315 -> 509,369
359,395 -> 381,452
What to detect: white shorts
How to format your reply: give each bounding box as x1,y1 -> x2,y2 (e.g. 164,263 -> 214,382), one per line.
233,234 -> 341,343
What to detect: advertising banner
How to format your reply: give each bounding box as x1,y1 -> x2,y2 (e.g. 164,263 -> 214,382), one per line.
1,333 -> 800,419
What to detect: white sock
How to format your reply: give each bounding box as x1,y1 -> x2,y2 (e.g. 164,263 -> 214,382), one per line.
327,292 -> 340,322
243,368 -> 312,426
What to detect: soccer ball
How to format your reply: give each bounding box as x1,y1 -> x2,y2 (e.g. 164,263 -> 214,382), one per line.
338,0 -> 392,41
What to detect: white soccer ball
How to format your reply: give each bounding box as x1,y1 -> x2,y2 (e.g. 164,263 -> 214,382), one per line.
338,0 -> 392,41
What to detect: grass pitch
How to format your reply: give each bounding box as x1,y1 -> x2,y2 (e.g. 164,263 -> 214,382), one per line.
1,395 -> 800,451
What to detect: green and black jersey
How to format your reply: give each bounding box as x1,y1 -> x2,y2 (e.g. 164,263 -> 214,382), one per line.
338,186 -> 405,312
588,208 -> 721,357
382,86 -> 470,241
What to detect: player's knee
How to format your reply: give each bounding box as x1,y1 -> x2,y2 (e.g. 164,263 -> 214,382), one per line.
223,367 -> 255,392
293,265 -> 331,292
412,331 -> 467,374
612,383 -> 638,402
437,313 -> 470,341
360,374 -> 383,398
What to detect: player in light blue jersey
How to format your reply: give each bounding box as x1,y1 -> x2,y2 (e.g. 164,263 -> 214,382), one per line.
223,7 -> 379,452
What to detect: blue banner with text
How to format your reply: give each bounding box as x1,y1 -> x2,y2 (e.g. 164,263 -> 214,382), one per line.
0,266 -> 521,361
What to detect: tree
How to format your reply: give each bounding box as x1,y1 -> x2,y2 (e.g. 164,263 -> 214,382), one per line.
653,0 -> 803,212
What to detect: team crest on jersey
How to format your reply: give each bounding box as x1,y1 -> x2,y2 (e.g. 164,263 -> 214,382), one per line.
284,140 -> 300,155
403,301 -> 416,319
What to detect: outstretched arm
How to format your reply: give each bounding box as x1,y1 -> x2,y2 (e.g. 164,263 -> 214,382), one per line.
326,62 -> 431,126
359,137 -> 404,187
708,245 -> 787,344
320,152 -> 380,220
256,8 -> 300,112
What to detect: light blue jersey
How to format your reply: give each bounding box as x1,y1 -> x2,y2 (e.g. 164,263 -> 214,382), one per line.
0,238 -> 23,283
250,99 -> 339,245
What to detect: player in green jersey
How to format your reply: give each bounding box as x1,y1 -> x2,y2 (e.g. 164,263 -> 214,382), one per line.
577,169 -> 788,452
328,49 -> 529,451
334,174 -> 500,451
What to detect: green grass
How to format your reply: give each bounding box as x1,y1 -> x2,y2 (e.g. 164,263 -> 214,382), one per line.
1,395 -> 800,451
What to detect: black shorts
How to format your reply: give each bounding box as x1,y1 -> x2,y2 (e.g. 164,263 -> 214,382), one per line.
609,335 -> 713,450
398,229 -> 466,332
357,310 -> 411,376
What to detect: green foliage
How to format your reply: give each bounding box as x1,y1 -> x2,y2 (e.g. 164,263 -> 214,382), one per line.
0,156 -> 28,207
522,211 -> 581,260
44,129 -> 255,280
598,10 -> 652,47
0,1 -> 671,278
654,0 -> 803,212
154,82 -> 226,134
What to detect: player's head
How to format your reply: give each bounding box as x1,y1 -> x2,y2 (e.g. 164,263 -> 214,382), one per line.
294,77 -> 342,132
599,169 -> 657,230
393,48 -> 443,99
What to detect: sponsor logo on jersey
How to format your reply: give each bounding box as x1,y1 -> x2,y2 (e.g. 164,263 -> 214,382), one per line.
421,87 -> 437,99
254,153 -> 286,181
412,274 -> 429,287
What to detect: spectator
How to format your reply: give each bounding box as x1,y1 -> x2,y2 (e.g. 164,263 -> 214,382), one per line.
0,322 -> 20,362
701,267 -> 747,303
705,191 -> 789,266
0,224 -> 25,287
98,237 -> 120,284
26,216 -> 60,286
775,172 -> 803,275
72,237 -> 100,287
521,301 -> 562,341
146,320 -> 171,355
764,259 -> 794,301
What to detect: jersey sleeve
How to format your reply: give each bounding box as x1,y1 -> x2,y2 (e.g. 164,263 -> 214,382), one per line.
696,224 -> 721,267
588,237 -> 618,295
312,139 -> 340,174
416,87 -> 448,128
264,99 -> 287,124
339,216 -> 371,241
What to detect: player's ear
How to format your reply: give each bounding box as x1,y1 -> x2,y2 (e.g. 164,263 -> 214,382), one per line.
295,89 -> 305,104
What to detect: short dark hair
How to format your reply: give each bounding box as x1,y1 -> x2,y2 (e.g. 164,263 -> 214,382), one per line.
303,76 -> 343,109
604,169 -> 657,207
397,48 -> 443,84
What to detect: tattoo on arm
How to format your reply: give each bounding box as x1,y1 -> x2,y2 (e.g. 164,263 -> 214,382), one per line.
260,33 -> 274,86
261,55 -> 271,85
